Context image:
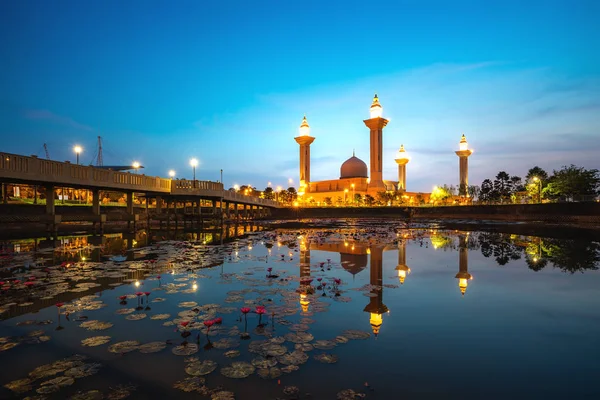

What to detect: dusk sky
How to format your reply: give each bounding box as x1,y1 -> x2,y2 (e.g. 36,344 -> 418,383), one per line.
1,0 -> 599,192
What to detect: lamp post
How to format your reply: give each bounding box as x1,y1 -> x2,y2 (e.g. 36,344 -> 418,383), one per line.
533,176 -> 541,203
351,183 -> 355,206
344,188 -> 349,206
132,161 -> 140,174
168,170 -> 176,179
73,145 -> 82,165
190,158 -> 198,188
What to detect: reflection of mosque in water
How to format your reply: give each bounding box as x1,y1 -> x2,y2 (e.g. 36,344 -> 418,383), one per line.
297,235 -> 474,336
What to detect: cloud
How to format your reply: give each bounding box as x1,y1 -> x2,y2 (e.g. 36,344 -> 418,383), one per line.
23,109 -> 93,131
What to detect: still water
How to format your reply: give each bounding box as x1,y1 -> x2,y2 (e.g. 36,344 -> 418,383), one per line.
0,221 -> 599,399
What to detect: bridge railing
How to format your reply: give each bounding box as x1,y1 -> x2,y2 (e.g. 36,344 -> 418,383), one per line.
0,152 -> 172,193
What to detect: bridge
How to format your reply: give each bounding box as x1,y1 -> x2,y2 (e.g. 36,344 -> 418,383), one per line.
0,151 -> 279,232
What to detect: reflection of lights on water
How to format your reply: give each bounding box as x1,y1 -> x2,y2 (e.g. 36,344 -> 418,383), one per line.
344,242 -> 348,247
134,280 -> 140,287
533,257 -> 538,262
171,270 -> 175,275
235,251 -> 239,256
192,282 -> 198,291
248,245 -> 253,250
277,242 -> 282,247
81,256 -> 86,261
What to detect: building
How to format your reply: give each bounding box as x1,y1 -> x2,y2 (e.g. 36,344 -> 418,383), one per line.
293,95 -> 474,206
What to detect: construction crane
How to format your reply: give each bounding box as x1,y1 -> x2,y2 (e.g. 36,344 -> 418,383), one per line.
43,143 -> 50,159
96,136 -> 103,166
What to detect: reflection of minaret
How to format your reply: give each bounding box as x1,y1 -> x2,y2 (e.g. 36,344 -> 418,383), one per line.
363,246 -> 388,336
455,234 -> 473,296
294,116 -> 315,196
363,94 -> 389,190
395,240 -> 411,284
299,238 -> 311,312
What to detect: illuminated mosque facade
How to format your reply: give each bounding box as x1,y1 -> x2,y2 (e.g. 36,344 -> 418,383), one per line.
294,95 -> 474,204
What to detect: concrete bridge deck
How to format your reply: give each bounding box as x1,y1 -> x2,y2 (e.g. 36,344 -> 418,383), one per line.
0,151 -> 278,209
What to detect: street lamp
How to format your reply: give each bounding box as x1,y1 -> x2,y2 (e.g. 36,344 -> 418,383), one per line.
168,170 -> 176,179
533,176 -> 542,203
73,145 -> 82,165
190,158 -> 198,187
132,161 -> 140,173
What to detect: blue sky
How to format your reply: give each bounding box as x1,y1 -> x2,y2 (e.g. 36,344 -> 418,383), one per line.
1,0 -> 599,192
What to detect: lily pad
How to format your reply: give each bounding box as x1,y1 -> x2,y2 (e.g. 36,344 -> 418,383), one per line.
4,378 -> 33,393
172,343 -> 199,356
173,376 -> 206,392
211,391 -> 235,400
224,350 -> 240,358
138,341 -> 167,353
314,353 -> 339,363
284,332 -> 313,343
342,330 -> 371,340
257,366 -> 282,379
185,359 -> 218,376
79,320 -> 113,331
150,314 -> 170,320
251,356 -> 278,369
108,341 -> 140,353
37,376 -> 75,394
278,350 -> 309,366
313,340 -> 337,350
64,363 -> 102,378
125,313 -> 146,321
220,361 -> 255,379
81,336 -> 111,347
212,338 -> 240,350
69,390 -> 104,400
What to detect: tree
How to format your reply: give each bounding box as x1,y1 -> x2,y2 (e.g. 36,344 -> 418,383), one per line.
354,193 -> 363,206
544,165 -> 600,201
263,187 -> 274,200
364,194 -> 375,206
376,191 -> 394,206
323,197 -> 332,206
493,171 -> 512,203
286,187 -> 298,205
479,179 -> 494,203
526,166 -> 548,182
430,185 -> 452,205
468,185 -> 480,201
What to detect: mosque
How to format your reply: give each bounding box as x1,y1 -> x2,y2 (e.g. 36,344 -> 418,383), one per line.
293,95 -> 474,205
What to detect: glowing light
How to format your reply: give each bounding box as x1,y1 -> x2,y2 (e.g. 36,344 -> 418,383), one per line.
369,312 -> 383,335
366,248 -> 371,254
168,170 -> 176,178
299,115 -> 310,136
293,201 -> 299,207
459,134 -> 469,151
288,178 -> 293,184
73,145 -> 82,154
459,278 -> 468,295
192,282 -> 198,291
81,256 -> 86,261
300,293 -> 310,312
233,184 -> 240,191
134,280 -> 140,287
369,94 -> 383,119
190,158 -> 198,167
132,161 -> 140,169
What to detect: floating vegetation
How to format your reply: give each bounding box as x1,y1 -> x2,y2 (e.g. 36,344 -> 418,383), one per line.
283,386 -> 300,395
115,308 -> 135,315
336,389 -> 366,399
172,343 -> 199,356
81,336 -> 111,347
125,313 -> 147,321
212,338 -> 240,350
173,376 -> 206,392
312,340 -> 337,350
284,332 -> 314,343
278,350 -> 309,366
108,341 -> 140,353
150,313 -> 170,320
342,330 -> 371,340
69,389 -> 104,400
185,360 -> 218,376
251,356 -> 278,369
138,341 -> 167,353
257,366 -> 282,379
4,378 -> 33,393
314,353 -> 339,364
211,391 -> 235,400
220,362 -> 255,379
224,350 -> 240,358
64,363 -> 102,378
37,376 -> 75,394
79,320 -> 113,331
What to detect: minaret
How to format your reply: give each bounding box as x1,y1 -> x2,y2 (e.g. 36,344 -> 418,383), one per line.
455,233 -> 473,296
395,240 -> 411,284
455,134 -> 473,196
294,116 -> 315,195
394,145 -> 410,191
363,95 -> 389,190
363,246 -> 388,336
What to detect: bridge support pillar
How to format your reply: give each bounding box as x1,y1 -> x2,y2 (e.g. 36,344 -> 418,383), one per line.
45,185 -> 55,215
234,203 -> 239,220
126,192 -> 136,230
1,183 -> 7,204
156,196 -> 162,213
212,200 -> 217,218
225,202 -> 231,220
244,204 -> 249,220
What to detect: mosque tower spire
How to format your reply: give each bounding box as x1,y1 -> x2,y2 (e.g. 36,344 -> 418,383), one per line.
294,115 -> 315,195
455,133 -> 473,197
363,246 -> 388,336
364,94 -> 389,190
394,144 -> 410,191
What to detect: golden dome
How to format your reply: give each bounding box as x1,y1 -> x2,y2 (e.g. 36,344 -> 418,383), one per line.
340,153 -> 368,179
